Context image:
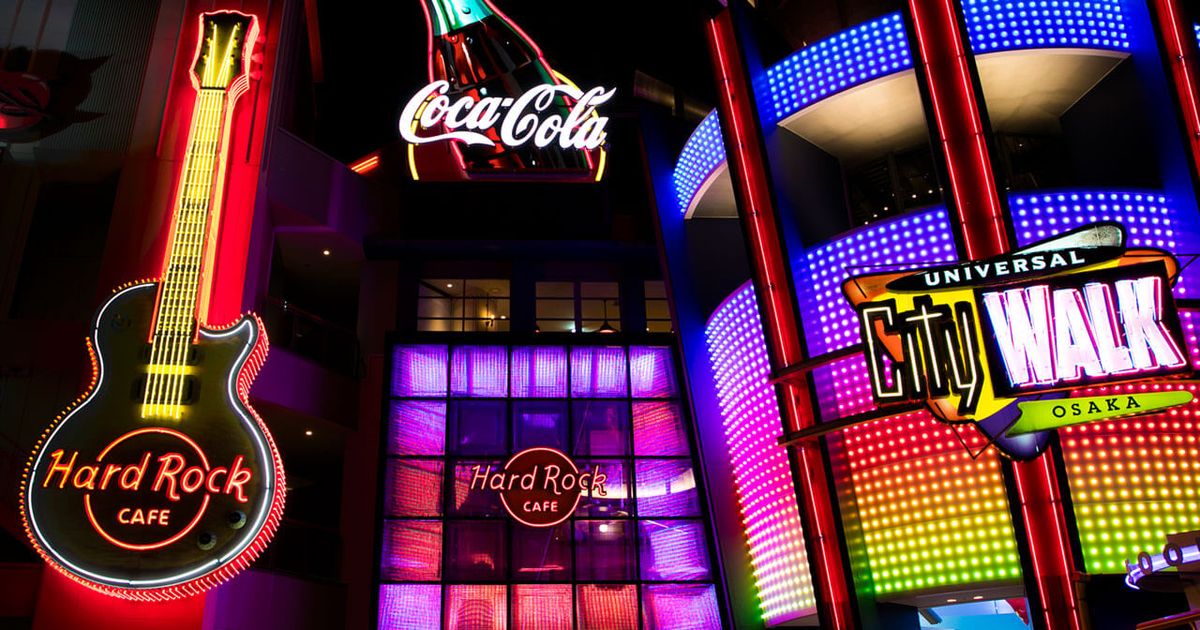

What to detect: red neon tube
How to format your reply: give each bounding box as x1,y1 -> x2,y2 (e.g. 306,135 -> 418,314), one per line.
1151,0 -> 1200,185
906,1 -> 1083,628
707,11 -> 857,629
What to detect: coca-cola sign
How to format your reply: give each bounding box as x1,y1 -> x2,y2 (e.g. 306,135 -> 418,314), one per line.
400,80 -> 614,151
470,447 -> 607,527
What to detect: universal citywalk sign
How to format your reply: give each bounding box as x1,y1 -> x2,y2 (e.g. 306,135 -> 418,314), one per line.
843,223 -> 1194,460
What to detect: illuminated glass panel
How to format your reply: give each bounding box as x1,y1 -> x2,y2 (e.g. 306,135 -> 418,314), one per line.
633,402 -> 690,456
843,412 -> 1022,594
1062,380 -> 1200,573
387,401 -> 446,455
673,109 -> 725,215
513,584 -> 573,630
760,12 -> 911,126
636,459 -> 700,517
577,584 -> 638,630
963,0 -> 1130,53
391,345 -> 447,397
378,584 -> 441,630
571,346 -> 629,397
380,521 -> 442,581
511,345 -> 568,397
642,584 -> 721,630
445,584 -> 506,630
451,345 -> 509,397
639,520 -> 712,581
704,285 -> 816,623
630,346 -> 679,398
383,460 -> 443,517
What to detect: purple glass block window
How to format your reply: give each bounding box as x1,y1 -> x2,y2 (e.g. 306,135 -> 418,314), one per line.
381,521 -> 442,581
575,459 -> 632,518
387,401 -> 446,455
451,345 -> 509,397
577,584 -> 638,630
632,402 -> 688,456
511,346 -> 569,398
384,460 -> 443,517
448,401 -> 507,455
642,584 -> 721,630
639,520 -> 711,581
575,521 -> 636,581
571,346 -> 628,398
572,401 -> 630,456
378,584 -> 441,630
513,523 -> 572,582
446,521 -> 507,581
629,346 -> 678,398
445,585 -> 506,630
636,460 -> 699,517
513,584 -> 573,630
391,345 -> 448,397
513,401 -> 569,451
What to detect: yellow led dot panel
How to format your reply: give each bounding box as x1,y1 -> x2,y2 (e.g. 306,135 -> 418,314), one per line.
1062,380 -> 1200,574
843,411 -> 1023,595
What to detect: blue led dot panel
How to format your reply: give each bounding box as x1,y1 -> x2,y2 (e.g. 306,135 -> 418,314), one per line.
759,12 -> 911,127
674,110 -> 726,216
963,0 -> 1130,53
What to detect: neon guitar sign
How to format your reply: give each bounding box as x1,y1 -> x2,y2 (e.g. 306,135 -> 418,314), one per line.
19,11 -> 285,601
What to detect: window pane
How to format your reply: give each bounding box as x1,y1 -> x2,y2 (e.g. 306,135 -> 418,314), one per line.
571,347 -> 628,397
384,460 -> 443,517
451,346 -> 509,397
629,346 -> 678,398
636,460 -> 698,517
577,584 -> 637,630
536,299 -> 575,319
448,401 -> 507,455
465,278 -> 509,297
639,520 -> 711,581
576,459 -> 632,518
417,297 -> 463,318
380,521 -> 441,581
513,585 -> 572,630
388,401 -> 446,456
581,320 -> 620,333
445,584 -> 506,630
581,298 -> 619,320
464,318 -> 508,332
580,282 -> 619,298
452,460 -> 506,516
421,279 -> 463,297
391,345 -> 447,397
644,281 -> 667,299
633,402 -> 688,456
418,318 -> 463,332
379,585 -> 441,629
513,401 -> 568,451
511,346 -> 568,398
574,521 -> 635,581
645,300 -> 671,320
536,282 -> 574,298
537,319 -> 577,333
642,584 -> 721,630
646,320 -> 672,333
446,521 -> 507,581
512,523 -> 571,582
572,401 -> 630,456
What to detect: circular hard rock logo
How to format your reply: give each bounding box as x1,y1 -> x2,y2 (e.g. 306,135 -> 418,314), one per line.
469,447 -> 607,527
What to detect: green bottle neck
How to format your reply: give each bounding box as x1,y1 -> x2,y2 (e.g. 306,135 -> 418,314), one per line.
425,0 -> 494,35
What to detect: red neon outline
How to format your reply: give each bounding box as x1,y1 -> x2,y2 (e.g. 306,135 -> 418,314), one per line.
496,447 -> 586,528
1154,0 -> 1200,183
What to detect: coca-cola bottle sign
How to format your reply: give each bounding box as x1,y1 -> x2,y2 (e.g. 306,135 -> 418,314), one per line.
401,0 -> 613,182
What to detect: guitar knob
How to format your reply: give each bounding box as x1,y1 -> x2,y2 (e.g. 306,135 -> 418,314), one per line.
197,532 -> 217,550
227,511 -> 246,530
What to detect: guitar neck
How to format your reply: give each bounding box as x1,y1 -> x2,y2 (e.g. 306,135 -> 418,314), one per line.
152,88 -> 229,342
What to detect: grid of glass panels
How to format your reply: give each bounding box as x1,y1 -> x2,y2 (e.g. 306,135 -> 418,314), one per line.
379,343 -> 721,629
419,279 -> 511,332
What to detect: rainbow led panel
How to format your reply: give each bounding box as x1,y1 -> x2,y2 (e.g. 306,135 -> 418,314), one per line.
842,412 -> 1022,594
705,284 -> 816,624
963,0 -> 1130,53
674,110 -> 725,216
760,12 -> 911,126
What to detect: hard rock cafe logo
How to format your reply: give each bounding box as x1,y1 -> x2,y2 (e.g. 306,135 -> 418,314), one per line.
470,447 -> 607,527
39,427 -> 252,550
844,223 -> 1194,460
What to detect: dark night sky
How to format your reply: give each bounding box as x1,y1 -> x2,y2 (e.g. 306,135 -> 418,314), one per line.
312,0 -> 718,163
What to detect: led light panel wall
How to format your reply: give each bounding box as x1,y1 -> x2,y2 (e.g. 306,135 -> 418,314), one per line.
674,110 -> 725,216
962,0 -> 1130,53
705,285 -> 817,624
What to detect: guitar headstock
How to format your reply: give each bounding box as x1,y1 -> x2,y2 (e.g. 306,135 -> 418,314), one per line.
190,11 -> 260,92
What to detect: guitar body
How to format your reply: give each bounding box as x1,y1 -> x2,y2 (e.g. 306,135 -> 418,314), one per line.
19,282 -> 285,600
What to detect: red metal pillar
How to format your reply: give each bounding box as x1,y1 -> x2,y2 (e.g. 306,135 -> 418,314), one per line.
906,0 -> 1084,628
1149,0 -> 1200,186
706,10 -> 858,629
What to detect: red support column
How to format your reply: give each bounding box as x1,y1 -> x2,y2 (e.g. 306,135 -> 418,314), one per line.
1149,0 -> 1200,186
706,11 -> 858,629
906,0 -> 1084,628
